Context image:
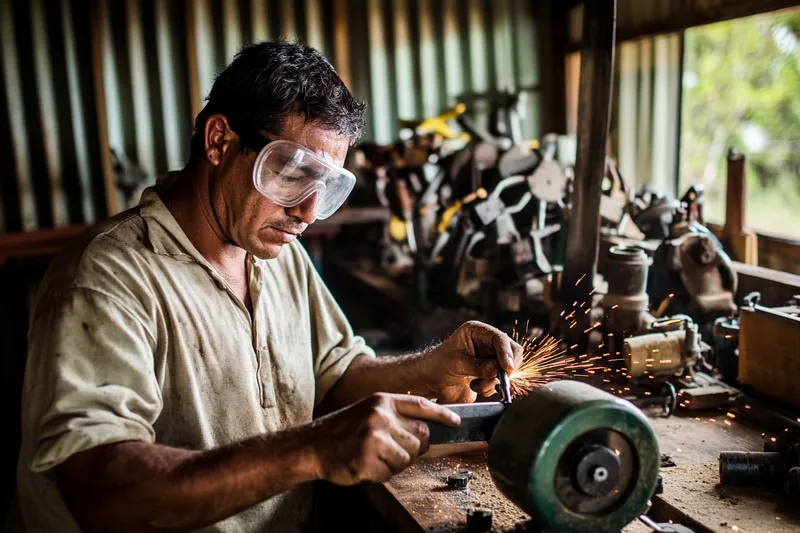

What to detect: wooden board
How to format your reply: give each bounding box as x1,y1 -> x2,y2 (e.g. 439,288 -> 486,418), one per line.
739,306 -> 800,411
363,411 -> 799,533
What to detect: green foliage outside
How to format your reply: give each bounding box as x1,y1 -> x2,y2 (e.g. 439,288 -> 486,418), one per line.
679,8 -> 800,240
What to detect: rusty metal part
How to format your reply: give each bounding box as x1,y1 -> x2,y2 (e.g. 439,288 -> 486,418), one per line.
604,245 -> 652,333
659,231 -> 738,318
680,385 -> 731,411
719,451 -> 783,486
624,319 -> 700,379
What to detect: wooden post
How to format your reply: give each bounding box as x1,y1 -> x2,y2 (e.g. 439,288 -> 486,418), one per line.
332,0 -> 352,89
561,0 -> 616,348
89,0 -> 119,217
185,0 -> 203,119
724,149 -> 758,265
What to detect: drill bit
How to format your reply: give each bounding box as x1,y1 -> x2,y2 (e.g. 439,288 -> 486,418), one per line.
497,366 -> 512,404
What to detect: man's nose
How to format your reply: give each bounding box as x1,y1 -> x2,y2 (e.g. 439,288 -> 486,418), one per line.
286,192 -> 319,224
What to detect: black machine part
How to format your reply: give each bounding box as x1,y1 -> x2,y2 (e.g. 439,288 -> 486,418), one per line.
719,451 -> 783,486
553,429 -> 634,514
785,467 -> 800,501
426,402 -> 506,445
447,471 -> 472,489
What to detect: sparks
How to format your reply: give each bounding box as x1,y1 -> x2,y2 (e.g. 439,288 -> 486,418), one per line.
583,322 -> 601,334
576,274 -> 586,286
507,329 -> 605,398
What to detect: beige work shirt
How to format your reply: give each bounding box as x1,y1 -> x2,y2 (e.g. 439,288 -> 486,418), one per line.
15,184 -> 373,532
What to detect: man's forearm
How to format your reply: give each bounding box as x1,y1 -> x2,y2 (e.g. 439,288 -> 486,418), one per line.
58,425 -> 320,533
321,352 -> 436,411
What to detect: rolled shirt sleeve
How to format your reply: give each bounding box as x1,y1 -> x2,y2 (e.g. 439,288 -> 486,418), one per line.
24,286 -> 162,473
304,256 -> 375,407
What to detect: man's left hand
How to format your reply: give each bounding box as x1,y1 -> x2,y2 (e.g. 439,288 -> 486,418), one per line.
420,321 -> 523,404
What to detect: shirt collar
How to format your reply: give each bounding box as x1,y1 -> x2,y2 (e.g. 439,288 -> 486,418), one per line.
138,173 -> 266,277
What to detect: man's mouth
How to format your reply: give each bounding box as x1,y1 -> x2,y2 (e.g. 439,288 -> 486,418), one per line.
267,226 -> 303,242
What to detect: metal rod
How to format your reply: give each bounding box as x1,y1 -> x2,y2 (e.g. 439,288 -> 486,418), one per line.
561,0 -> 617,349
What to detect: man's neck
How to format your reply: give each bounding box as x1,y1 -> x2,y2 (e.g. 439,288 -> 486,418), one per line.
161,161 -> 248,284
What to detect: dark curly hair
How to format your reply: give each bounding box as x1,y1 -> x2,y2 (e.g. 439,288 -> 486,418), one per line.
191,40 -> 367,154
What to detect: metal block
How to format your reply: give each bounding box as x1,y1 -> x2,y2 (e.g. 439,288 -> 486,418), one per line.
680,385 -> 731,411
426,402 -> 506,445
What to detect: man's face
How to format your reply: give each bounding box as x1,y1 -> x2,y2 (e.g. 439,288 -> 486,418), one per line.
210,114 -> 351,259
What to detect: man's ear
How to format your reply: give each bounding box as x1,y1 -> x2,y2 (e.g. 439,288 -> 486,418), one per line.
203,114 -> 235,166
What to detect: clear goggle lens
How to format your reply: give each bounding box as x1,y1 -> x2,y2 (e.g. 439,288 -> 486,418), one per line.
252,140 -> 355,220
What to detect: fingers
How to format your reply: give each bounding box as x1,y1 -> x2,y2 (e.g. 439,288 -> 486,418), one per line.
461,321 -> 523,374
375,434 -> 412,475
470,378 -> 500,397
491,330 -> 520,374
389,420 -> 428,456
391,394 -> 461,427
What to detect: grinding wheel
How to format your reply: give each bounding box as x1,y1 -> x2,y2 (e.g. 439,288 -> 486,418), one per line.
488,380 -> 659,533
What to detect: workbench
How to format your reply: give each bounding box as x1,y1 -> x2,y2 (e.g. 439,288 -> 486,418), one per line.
361,411 -> 800,533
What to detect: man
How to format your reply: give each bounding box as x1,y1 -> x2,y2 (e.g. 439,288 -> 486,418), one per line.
15,41 -> 521,533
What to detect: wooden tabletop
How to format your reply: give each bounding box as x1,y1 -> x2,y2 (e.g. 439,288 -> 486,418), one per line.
362,412 -> 800,533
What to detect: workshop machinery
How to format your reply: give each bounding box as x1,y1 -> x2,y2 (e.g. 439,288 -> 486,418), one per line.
427,380 -> 660,533
719,443 -> 800,504
603,245 -> 654,335
648,207 -> 738,328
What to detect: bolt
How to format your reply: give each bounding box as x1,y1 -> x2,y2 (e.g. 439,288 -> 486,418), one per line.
593,466 -> 609,483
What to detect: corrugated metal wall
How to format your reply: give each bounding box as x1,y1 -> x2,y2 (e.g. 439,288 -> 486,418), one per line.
1,0 -> 108,232
1,0 -> 544,234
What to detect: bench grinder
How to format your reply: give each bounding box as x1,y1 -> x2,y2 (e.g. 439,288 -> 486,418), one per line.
428,380 -> 660,532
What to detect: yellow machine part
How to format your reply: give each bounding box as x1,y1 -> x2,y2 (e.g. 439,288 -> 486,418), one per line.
388,216 -> 407,242
399,103 -> 468,140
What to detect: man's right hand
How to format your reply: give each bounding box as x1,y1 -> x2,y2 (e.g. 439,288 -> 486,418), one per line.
310,393 -> 460,485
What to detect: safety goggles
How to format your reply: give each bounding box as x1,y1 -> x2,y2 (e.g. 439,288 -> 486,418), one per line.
252,139 -> 355,220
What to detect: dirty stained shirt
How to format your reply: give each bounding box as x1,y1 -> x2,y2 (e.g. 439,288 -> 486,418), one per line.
15,185 -> 374,533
